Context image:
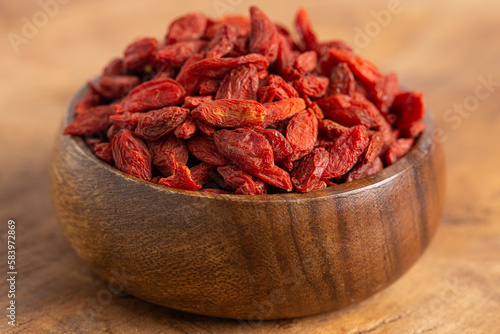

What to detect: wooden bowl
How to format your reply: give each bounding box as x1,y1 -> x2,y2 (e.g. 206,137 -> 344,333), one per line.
50,88 -> 445,320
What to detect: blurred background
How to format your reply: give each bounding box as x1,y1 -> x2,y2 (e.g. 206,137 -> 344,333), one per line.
1,0 -> 499,333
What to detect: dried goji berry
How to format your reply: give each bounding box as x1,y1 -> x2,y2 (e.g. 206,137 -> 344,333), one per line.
156,41 -> 208,66
166,12 -> 208,44
102,58 -> 126,77
268,74 -> 299,100
385,138 -> 414,166
74,87 -> 101,115
249,6 -> 279,64
112,129 -> 152,181
400,120 -> 425,139
194,119 -> 216,136
291,147 -> 329,192
182,96 -> 213,110
367,72 -> 399,115
67,6 -> 424,193
316,94 -> 379,128
322,125 -> 369,179
391,91 -> 425,129
192,99 -> 266,127
158,164 -> 202,191
97,75 -> 140,100
345,157 -> 383,182
275,33 -> 294,74
175,53 -> 206,96
114,78 -> 186,113
254,165 -> 292,191
148,134 -> 189,176
185,53 -> 268,79
320,48 -> 381,86
319,119 -> 349,140
187,134 -> 229,166
286,109 -> 318,161
284,50 -> 317,80
293,75 -> 329,98
109,111 -> 141,131
123,37 -> 158,70
254,127 -> 293,161
257,86 -> 277,103
199,79 -> 221,96
64,105 -> 114,135
215,65 -> 259,100
294,7 -> 318,52
362,131 -> 384,164
135,107 -> 189,141
191,162 -> 216,187
206,24 -> 238,59
94,142 -> 114,163
218,165 -> 267,195
262,98 -> 306,127
174,116 -> 198,140
327,62 -> 357,97
213,128 -> 274,175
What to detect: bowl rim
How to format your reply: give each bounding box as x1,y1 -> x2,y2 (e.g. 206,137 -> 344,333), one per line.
62,85 -> 435,202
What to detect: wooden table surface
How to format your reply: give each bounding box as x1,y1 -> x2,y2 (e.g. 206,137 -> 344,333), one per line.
1,0 -> 499,333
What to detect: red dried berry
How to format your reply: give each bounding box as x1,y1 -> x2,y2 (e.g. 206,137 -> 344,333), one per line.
320,49 -> 381,86
191,162 -> 216,187
123,37 -> 158,70
294,7 -> 318,52
385,138 -> 414,165
215,65 -> 259,100
327,62 -> 357,97
114,78 -> 186,113
182,96 -> 214,110
218,165 -> 267,195
175,53 -> 206,96
64,105 -> 114,135
293,75 -> 329,98
185,53 -> 268,79
286,109 -> 318,161
254,127 -> 293,161
187,134 -> 229,166
156,41 -> 208,66
206,24 -> 238,59
254,165 -> 293,192
158,165 -> 202,191
291,147 -> 330,192
391,91 -> 425,129
192,99 -> 266,127
316,94 -> 379,129
322,125 -> 369,179
249,6 -> 279,64
148,134 -> 189,177
213,128 -> 274,175
109,111 -> 141,131
174,117 -> 198,140
345,157 -> 383,182
112,129 -> 152,181
97,75 -> 140,100
94,143 -> 114,163
166,12 -> 208,44
199,79 -> 221,96
74,87 -> 101,115
268,74 -> 299,100
262,98 -> 306,127
135,107 -> 190,141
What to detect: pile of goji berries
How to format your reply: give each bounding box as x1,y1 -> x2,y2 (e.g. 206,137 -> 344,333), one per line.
64,7 -> 425,195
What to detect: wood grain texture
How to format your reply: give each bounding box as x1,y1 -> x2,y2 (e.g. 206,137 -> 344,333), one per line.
51,90 -> 444,320
1,0 -> 500,333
